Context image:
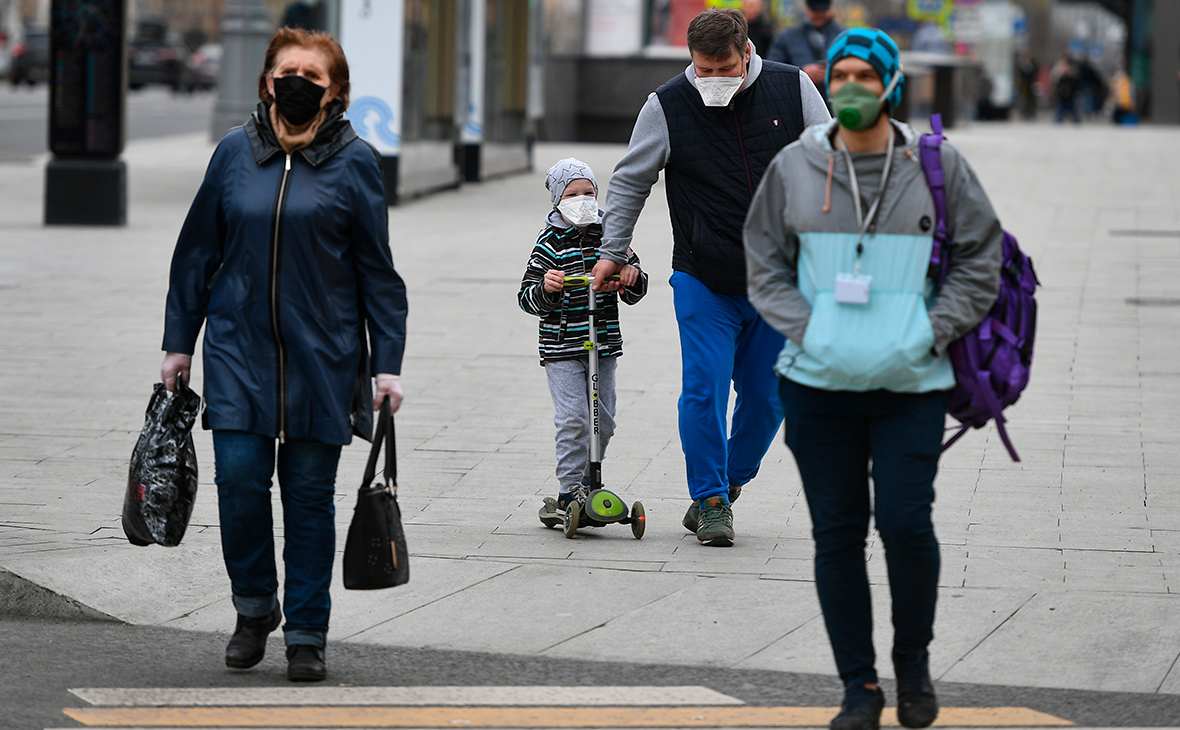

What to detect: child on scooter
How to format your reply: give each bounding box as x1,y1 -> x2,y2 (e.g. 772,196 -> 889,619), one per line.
518,158 -> 648,522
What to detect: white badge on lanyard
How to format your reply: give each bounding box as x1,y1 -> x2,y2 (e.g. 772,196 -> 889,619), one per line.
834,125 -> 895,306
835,272 -> 872,304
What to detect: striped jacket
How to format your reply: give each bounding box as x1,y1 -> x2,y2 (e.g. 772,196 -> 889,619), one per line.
518,217 -> 648,365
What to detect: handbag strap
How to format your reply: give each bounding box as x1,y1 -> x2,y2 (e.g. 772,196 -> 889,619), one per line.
361,397 -> 398,492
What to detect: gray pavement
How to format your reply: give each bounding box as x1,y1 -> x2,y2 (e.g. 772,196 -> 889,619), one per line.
2,121 -> 1180,706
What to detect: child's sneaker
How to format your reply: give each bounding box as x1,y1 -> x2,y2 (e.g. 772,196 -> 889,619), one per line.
695,495 -> 734,547
540,487 -> 588,528
682,484 -> 742,534
556,490 -> 582,513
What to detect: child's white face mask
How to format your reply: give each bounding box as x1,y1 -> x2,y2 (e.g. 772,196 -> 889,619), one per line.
557,196 -> 599,227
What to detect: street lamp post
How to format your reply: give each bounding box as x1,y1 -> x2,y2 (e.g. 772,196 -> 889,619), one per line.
44,0 -> 128,226
211,0 -> 273,140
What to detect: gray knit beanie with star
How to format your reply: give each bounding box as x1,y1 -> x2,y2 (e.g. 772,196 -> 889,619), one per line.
545,157 -> 598,208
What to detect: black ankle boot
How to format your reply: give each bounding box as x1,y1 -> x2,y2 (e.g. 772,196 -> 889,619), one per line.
830,683 -> 884,730
286,644 -> 326,682
224,605 -> 282,669
894,649 -> 938,728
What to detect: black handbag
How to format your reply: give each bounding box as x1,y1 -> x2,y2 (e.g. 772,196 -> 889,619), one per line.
343,398 -> 409,589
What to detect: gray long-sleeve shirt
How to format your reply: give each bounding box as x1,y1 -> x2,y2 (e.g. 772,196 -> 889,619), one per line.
599,47 -> 832,265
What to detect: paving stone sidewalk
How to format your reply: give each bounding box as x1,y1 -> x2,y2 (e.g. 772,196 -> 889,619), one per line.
1,122 -> 1179,696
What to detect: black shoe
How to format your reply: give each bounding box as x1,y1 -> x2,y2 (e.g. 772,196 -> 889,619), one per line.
695,496 -> 735,547
894,649 -> 938,728
682,484 -> 742,534
287,644 -> 326,682
830,684 -> 885,730
224,605 -> 282,669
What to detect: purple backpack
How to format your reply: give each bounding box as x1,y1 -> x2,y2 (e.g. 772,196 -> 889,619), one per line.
920,114 -> 1039,461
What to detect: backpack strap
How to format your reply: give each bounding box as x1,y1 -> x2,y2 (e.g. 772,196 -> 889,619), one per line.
971,367 -> 1021,461
918,114 -> 950,285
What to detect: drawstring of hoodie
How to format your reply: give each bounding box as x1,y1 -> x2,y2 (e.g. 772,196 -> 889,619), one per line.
823,154 -> 835,213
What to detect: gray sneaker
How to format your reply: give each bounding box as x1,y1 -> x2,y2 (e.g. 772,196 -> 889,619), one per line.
682,484 -> 742,534
695,496 -> 734,547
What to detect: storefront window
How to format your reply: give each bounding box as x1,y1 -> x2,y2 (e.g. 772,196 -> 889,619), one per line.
484,0 -> 529,142
403,0 -> 456,142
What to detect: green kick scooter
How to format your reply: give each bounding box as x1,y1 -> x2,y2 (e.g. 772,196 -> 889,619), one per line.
538,273 -> 645,539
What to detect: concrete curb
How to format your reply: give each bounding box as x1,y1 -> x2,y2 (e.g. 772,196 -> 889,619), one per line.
0,568 -> 121,623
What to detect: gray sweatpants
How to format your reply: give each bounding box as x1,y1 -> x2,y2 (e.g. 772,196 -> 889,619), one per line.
546,355 -> 618,493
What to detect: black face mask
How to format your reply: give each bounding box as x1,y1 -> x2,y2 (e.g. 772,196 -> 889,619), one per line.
273,74 -> 327,126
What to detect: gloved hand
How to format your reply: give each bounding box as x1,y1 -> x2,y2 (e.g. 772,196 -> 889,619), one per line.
161,352 -> 192,393
374,374 -> 403,413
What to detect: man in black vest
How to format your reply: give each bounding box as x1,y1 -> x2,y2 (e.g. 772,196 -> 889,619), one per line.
591,8 -> 830,547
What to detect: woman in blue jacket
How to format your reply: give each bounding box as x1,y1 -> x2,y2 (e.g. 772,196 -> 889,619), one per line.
159,28 -> 407,682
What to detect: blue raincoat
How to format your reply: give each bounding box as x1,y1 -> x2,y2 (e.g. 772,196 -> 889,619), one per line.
163,102 -> 407,445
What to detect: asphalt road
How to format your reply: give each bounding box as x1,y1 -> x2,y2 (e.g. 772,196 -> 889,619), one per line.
3,615 -> 1180,730
0,85 -> 216,162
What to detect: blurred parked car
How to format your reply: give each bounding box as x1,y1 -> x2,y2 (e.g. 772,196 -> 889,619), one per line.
187,42 -> 221,90
9,28 -> 49,86
128,21 -> 192,91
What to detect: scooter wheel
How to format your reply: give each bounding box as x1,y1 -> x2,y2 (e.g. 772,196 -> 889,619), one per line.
630,501 -> 646,540
564,500 -> 580,539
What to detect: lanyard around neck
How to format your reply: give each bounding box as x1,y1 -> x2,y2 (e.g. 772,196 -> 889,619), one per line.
838,124 -> 896,271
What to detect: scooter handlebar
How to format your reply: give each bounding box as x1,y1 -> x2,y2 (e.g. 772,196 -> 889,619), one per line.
563,274 -> 620,288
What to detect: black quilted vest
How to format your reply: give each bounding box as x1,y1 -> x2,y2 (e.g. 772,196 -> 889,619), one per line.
658,61 -> 805,294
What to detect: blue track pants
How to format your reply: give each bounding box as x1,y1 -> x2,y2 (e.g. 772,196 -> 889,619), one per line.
671,271 -> 785,502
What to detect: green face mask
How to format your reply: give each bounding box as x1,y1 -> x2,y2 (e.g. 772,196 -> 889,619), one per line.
829,71 -> 902,131
830,81 -> 884,131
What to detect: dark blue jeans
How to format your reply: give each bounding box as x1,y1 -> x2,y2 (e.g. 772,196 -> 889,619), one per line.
213,430 -> 341,648
779,379 -> 947,687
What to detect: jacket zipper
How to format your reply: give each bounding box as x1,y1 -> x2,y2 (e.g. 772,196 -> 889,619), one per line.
268,153 -> 293,443
733,109 -> 754,198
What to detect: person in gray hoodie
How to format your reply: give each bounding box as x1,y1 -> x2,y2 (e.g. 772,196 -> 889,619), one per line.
744,29 -> 1001,730
590,7 -> 830,548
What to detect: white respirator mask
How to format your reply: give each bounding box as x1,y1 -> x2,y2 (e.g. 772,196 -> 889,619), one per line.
696,74 -> 744,107
557,196 -> 599,228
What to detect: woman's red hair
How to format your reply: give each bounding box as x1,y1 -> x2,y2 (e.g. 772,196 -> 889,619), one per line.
257,27 -> 351,110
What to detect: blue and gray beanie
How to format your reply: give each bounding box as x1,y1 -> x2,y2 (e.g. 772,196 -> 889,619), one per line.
545,157 -> 598,208
825,28 -> 904,108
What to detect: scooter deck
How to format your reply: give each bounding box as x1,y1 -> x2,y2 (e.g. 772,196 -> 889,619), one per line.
539,491 -> 635,528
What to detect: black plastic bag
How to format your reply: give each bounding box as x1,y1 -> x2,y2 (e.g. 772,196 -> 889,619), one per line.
123,378 -> 201,547
343,398 -> 409,589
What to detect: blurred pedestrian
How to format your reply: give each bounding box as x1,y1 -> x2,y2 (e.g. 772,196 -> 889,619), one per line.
590,7 -> 830,547
745,28 -> 1003,730
160,27 -> 407,683
281,0 -> 326,31
1110,62 -> 1137,124
1016,52 -> 1039,120
742,0 -> 775,58
767,0 -> 845,99
1052,56 -> 1081,124
1076,58 -> 1107,118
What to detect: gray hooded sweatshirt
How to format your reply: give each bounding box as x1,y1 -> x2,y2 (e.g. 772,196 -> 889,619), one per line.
744,119 -> 1002,393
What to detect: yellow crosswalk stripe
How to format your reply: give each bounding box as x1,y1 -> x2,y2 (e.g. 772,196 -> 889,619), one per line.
61,704 -> 1073,727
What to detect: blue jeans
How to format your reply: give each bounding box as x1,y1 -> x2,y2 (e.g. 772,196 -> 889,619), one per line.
1055,98 -> 1080,124
671,271 -> 785,502
779,379 -> 947,687
213,430 -> 341,648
